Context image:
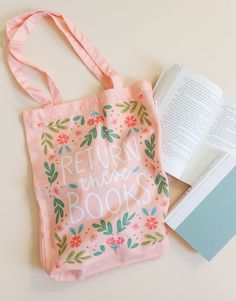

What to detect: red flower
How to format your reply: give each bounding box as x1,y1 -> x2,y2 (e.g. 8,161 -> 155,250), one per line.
145,217 -> 158,230
57,133 -> 69,145
95,115 -> 104,124
87,118 -> 95,126
106,237 -> 116,246
116,236 -> 125,244
124,115 -> 137,127
70,235 -> 82,248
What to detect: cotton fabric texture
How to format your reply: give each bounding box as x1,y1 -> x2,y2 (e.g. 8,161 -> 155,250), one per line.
6,10 -> 170,282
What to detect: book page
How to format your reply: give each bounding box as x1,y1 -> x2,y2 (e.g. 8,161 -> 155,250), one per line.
207,97 -> 236,157
154,65 -> 223,183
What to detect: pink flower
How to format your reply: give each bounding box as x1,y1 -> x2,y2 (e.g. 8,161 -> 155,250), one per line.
57,133 -> 69,145
56,224 -> 64,231
52,186 -> 60,195
70,235 -> 82,248
95,115 -> 104,124
75,130 -> 81,136
150,163 -> 157,175
111,118 -> 117,125
89,234 -> 98,241
48,154 -> 56,161
87,118 -> 95,126
132,223 -> 139,230
141,128 -> 150,134
160,199 -> 168,207
37,122 -> 45,128
116,237 -> 125,244
106,237 -> 116,246
145,217 -> 158,230
124,115 -> 137,127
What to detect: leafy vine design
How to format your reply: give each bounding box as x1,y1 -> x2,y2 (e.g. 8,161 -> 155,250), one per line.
55,233 -> 67,256
44,162 -> 58,185
64,250 -> 91,264
116,100 -> 151,126
144,133 -> 156,161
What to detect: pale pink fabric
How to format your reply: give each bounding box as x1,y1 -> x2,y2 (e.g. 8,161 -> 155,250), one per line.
6,10 -> 170,282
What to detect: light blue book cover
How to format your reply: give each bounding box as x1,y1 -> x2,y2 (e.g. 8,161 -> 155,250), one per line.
167,155 -> 236,261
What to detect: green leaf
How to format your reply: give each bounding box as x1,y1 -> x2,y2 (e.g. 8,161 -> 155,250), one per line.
151,207 -> 157,216
53,197 -> 64,224
44,162 -> 49,170
141,208 -> 149,216
48,118 -> 70,132
107,222 -> 113,234
68,183 -> 78,188
65,250 -> 91,264
144,134 -> 155,160
69,227 -> 76,235
106,135 -> 113,143
93,251 -> 103,256
92,220 -> 113,235
131,243 -> 139,249
127,238 -> 132,248
55,233 -> 67,256
151,133 -> 155,144
58,146 -> 63,155
44,162 -> 58,185
92,223 -> 101,228
145,149 -> 153,159
155,174 -> 161,185
73,116 -> 81,121
81,116 -> 85,125
117,212 -> 135,233
78,224 -> 84,233
103,104 -> 112,109
111,133 -> 120,139
101,126 -> 105,139
126,129 -> 132,137
100,245 -> 105,252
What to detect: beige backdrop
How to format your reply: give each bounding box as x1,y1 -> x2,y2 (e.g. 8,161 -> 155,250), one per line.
0,0 -> 235,300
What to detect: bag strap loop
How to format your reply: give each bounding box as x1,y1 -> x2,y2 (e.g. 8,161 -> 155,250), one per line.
6,10 -> 123,106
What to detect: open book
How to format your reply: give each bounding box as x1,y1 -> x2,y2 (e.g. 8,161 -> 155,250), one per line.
153,65 -> 236,185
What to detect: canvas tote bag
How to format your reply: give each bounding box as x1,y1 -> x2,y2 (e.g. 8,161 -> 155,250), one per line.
6,10 -> 170,282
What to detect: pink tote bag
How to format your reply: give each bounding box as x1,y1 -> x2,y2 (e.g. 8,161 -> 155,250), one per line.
6,10 -> 170,282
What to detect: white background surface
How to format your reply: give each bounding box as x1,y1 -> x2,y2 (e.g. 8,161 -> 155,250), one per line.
0,1 -> 236,300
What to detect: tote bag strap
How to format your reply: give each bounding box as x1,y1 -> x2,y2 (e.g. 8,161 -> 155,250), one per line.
6,10 -> 123,106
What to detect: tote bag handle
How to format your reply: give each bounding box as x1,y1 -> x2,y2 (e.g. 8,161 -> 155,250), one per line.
6,10 -> 123,106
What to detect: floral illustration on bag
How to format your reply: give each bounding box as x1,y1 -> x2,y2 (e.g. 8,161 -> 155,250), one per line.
116,100 -> 152,126
124,115 -> 140,137
69,224 -> 84,248
155,173 -> 169,197
41,118 -> 70,154
143,133 -> 170,197
91,212 -> 139,254
144,133 -> 156,161
40,100 -> 169,267
80,110 -> 120,146
57,133 -> 71,154
55,223 -> 91,265
140,206 -> 164,246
